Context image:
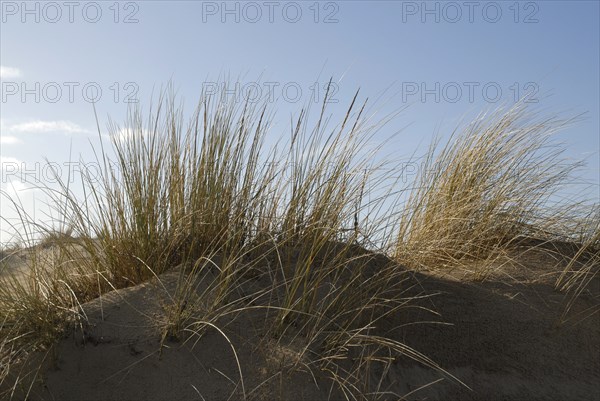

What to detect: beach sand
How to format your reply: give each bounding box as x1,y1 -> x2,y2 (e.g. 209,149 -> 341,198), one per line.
2,244 -> 599,401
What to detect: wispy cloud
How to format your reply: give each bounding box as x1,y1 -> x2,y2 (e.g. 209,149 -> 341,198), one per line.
0,136 -> 22,145
6,120 -> 90,135
2,179 -> 41,201
0,66 -> 22,79
107,126 -> 151,143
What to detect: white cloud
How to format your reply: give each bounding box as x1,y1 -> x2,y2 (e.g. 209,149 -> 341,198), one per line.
7,120 -> 89,135
5,179 -> 28,195
0,66 -> 22,79
108,126 -> 151,143
1,158 -> 43,200
0,136 -> 22,145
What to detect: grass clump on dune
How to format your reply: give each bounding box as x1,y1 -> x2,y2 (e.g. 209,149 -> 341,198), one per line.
393,103 -> 595,277
0,82 -> 598,399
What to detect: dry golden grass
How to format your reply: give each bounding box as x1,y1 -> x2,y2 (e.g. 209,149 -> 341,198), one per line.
0,83 -> 597,400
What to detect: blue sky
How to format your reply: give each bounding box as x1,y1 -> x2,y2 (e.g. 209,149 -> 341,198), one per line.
1,0 -> 599,244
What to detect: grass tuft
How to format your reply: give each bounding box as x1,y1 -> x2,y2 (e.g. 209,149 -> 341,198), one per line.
0,84 -> 597,400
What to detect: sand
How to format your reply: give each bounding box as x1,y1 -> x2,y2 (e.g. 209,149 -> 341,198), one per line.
1,245 -> 599,401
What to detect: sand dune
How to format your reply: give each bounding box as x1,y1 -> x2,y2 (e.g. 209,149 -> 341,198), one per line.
3,244 -> 598,401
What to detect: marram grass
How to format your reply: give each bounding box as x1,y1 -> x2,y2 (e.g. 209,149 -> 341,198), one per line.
0,84 -> 597,399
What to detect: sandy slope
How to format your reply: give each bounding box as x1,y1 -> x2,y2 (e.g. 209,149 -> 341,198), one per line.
3,246 -> 599,401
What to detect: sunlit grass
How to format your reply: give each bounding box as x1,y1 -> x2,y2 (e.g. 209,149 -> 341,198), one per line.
0,83 -> 597,399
